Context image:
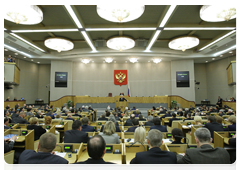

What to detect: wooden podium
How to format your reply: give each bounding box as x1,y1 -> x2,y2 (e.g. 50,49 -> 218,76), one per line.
115,101 -> 128,112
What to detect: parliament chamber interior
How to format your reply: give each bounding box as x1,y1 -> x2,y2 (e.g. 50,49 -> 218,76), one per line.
3,3 -> 237,167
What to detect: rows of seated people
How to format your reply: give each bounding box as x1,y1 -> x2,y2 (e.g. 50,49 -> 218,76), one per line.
4,104 -> 236,164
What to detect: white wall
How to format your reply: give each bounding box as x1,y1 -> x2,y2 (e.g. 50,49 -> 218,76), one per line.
171,60 -> 195,101
194,56 -> 236,104
50,61 -> 172,100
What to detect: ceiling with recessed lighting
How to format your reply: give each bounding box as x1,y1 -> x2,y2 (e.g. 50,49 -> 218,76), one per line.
4,5 -> 236,64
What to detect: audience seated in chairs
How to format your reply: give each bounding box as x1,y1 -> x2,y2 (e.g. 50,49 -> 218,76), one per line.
224,115 -> 236,131
81,117 -> 97,132
55,112 -> 63,121
204,116 -> 224,142
124,114 -> 135,126
138,114 -> 146,121
99,121 -> 121,144
4,117 -> 12,129
194,116 -> 203,126
65,114 -> 75,121
132,126 -> 147,144
12,111 -> 29,124
27,117 -> 46,141
145,115 -> 154,126
98,113 -> 108,121
73,109 -> 82,118
100,115 -> 121,132
126,119 -> 140,132
35,111 -> 44,119
183,113 -> 193,122
149,117 -> 167,132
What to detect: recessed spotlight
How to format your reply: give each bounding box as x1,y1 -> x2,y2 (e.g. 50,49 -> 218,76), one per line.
92,61 -> 94,63
229,51 -> 232,53
206,61 -> 208,63
103,61 -> 105,63
31,59 -> 33,61
114,61 -> 116,63
24,57 -> 26,58
212,58 -> 215,60
4,49 -> 8,51
148,61 -> 150,62
15,53 -> 18,55
220,55 -> 223,57
37,62 -> 40,64
125,61 -> 127,63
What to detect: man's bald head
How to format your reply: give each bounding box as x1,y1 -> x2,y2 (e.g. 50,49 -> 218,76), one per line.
87,135 -> 106,159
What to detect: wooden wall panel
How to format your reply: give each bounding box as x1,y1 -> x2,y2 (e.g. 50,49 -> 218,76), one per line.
14,65 -> 20,85
50,95 -> 195,108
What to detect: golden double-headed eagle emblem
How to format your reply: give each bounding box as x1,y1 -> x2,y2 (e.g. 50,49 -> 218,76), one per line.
115,72 -> 126,83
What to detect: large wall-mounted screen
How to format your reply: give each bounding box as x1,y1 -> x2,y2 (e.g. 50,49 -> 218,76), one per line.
55,72 -> 67,87
176,71 -> 189,87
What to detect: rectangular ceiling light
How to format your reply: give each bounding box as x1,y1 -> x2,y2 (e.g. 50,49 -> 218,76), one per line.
199,30 -> 236,51
213,45 -> 236,56
81,31 -> 97,52
64,5 -> 83,28
11,29 -> 78,33
145,5 -> 176,51
159,5 -> 177,27
4,44 -> 32,57
145,30 -> 161,51
165,27 -> 235,30
10,33 -> 45,52
85,27 -> 156,31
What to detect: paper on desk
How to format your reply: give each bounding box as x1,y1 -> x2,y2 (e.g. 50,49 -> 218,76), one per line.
162,139 -> 171,143
55,152 -> 66,158
124,139 -> 134,142
55,125 -> 63,127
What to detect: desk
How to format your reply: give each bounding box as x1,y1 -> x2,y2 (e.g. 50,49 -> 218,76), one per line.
201,101 -> 210,105
224,137 -> 230,145
35,100 -> 44,104
4,100 -> 26,108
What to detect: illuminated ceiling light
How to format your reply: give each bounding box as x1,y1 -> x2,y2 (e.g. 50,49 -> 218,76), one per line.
114,61 -> 116,63
229,51 -> 233,53
105,57 -> 113,63
145,30 -> 161,51
86,27 -> 155,31
92,61 -> 94,63
220,55 -> 223,57
4,44 -> 31,57
81,58 -> 90,64
64,5 -> 83,28
81,31 -> 97,52
169,36 -> 199,51
164,27 -> 235,30
206,61 -> 208,63
129,58 -> 138,63
199,30 -> 235,51
11,29 -> 78,33
212,58 -> 215,60
10,33 -> 45,52
24,57 -> 26,58
37,62 -> 40,63
44,37 -> 74,52
200,5 -> 236,22
148,61 -> 150,62
31,59 -> 33,61
15,53 -> 18,55
97,5 -> 145,23
159,5 -> 177,27
4,5 -> 43,25
4,49 -> 8,51
213,45 -> 236,56
152,58 -> 162,64
107,36 -> 135,51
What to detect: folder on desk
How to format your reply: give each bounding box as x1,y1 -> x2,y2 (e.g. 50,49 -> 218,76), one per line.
4,134 -> 17,139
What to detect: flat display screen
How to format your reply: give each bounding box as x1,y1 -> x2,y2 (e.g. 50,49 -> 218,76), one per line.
176,71 -> 190,87
55,72 -> 67,87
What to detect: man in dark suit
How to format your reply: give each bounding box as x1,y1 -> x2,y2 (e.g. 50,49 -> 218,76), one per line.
168,113 -> 180,127
75,135 -> 115,164
119,95 -> 128,102
73,110 -> 82,118
124,114 -> 135,126
126,119 -> 139,132
35,111 -> 44,119
64,120 -> 89,143
19,133 -> 68,164
183,113 -> 193,122
204,116 -> 224,142
12,111 -> 29,124
98,113 -> 108,121
159,111 -> 172,120
216,96 -> 223,107
145,115 -> 154,126
27,117 -> 46,141
4,117 -> 12,129
11,110 -> 19,119
149,117 -> 167,132
15,103 -> 20,110
177,127 -> 231,164
81,117 -> 97,132
65,114 -> 75,121
130,129 -> 177,164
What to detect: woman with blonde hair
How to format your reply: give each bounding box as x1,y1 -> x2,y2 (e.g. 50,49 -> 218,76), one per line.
123,110 -> 130,117
194,116 -> 202,125
99,121 -> 120,144
27,117 -> 46,140
226,115 -> 236,131
55,112 -> 63,121
44,116 -> 59,135
134,127 -> 147,144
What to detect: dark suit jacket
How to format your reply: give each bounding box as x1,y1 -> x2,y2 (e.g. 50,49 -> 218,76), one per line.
126,126 -> 138,132
73,114 -> 82,118
35,114 -> 44,119
4,125 -> 12,129
124,119 -> 133,126
145,121 -> 154,126
204,122 -> 224,141
177,144 -> 231,164
168,118 -> 180,127
81,125 -> 97,132
149,125 -> 167,132
68,158 -> 121,170
130,147 -> 177,164
4,141 -> 15,153
65,117 -> 75,121
64,129 -> 89,143
27,124 -> 46,141
98,117 -> 108,121
119,97 -> 127,101
183,118 -> 193,122
12,116 -> 29,124
18,150 -> 68,164
160,114 -> 171,119
224,123 -> 236,131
